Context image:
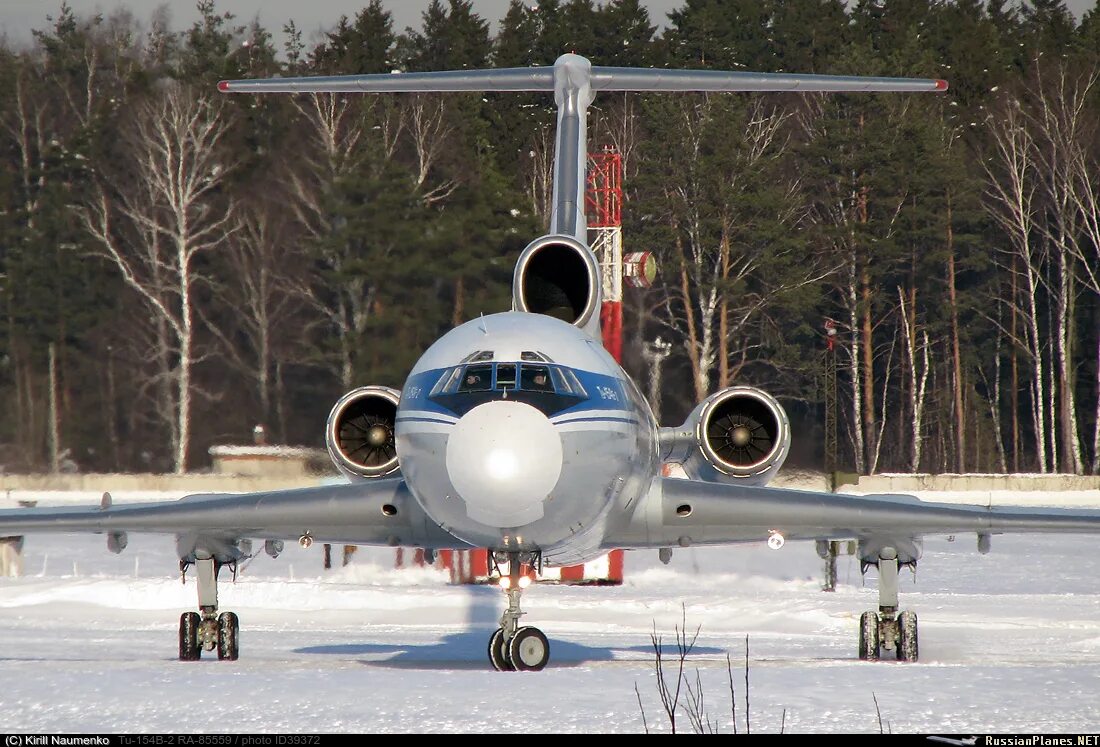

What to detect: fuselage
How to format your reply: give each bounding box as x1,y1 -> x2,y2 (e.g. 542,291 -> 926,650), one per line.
395,311 -> 658,565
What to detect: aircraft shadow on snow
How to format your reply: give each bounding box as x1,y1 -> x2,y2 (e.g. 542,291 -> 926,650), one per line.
292,585 -> 724,669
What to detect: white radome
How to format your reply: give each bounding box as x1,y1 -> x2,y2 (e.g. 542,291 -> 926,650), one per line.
445,400 -> 563,527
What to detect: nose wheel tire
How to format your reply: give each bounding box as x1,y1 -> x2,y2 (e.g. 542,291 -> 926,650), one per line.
217,611 -> 240,661
179,612 -> 201,661
488,627 -> 514,671
508,626 -> 550,671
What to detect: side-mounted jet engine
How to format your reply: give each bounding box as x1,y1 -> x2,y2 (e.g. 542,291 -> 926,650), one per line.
659,387 -> 791,486
325,386 -> 401,480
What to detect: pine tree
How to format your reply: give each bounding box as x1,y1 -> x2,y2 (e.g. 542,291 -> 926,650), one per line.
1019,0 -> 1077,55
665,0 -> 777,70
769,0 -> 850,73
401,0 -> 492,71
310,1 -> 395,74
591,0 -> 657,67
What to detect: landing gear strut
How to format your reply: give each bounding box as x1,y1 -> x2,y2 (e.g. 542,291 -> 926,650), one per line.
487,552 -> 550,671
858,547 -> 919,662
178,557 -> 240,661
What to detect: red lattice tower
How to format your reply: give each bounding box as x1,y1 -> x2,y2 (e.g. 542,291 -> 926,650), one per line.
586,148 -> 625,363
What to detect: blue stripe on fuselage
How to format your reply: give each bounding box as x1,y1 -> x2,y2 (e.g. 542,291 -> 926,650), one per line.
395,416 -> 458,426
552,416 -> 640,425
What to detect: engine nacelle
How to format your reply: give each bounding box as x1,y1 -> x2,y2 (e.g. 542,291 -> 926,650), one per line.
512,234 -> 601,332
660,386 -> 791,486
325,385 -> 401,480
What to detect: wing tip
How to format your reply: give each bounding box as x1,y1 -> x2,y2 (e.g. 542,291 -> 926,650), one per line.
935,78 -> 949,91
217,80 -> 231,93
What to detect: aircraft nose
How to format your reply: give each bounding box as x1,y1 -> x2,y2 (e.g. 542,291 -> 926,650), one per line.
445,400 -> 563,527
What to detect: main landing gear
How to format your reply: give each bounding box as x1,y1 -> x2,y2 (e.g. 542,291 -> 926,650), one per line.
858,546 -> 919,662
178,557 -> 240,661
488,552 -> 550,672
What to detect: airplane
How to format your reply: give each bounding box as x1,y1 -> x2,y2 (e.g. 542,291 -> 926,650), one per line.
2,54 -> 1099,672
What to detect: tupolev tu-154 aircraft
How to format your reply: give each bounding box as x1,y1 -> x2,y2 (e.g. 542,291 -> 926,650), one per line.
2,54 -> 1099,671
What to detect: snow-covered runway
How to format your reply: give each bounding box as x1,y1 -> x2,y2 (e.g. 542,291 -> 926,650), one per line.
2,523 -> 1100,732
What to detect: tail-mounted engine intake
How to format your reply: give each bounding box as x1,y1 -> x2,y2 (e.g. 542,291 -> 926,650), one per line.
660,387 -> 791,486
512,234 -> 601,331
326,386 -> 401,480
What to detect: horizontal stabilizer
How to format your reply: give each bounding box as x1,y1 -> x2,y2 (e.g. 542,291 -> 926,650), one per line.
218,68 -> 556,94
219,62 -> 946,96
589,67 -> 947,93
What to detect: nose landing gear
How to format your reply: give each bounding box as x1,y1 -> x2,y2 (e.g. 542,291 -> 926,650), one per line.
487,552 -> 550,671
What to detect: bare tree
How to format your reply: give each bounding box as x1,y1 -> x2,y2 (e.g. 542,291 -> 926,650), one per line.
646,610 -> 699,734
982,94 -> 1050,472
204,197 -> 309,438
983,62 -> 1100,474
286,92 -> 453,390
1049,66 -> 1100,473
408,95 -> 459,205
81,84 -> 237,472
1029,63 -> 1094,474
659,95 -> 827,403
285,93 -> 392,389
524,121 -> 556,225
898,287 -> 930,471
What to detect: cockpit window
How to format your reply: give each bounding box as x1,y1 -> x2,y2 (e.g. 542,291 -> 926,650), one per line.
431,361 -> 587,400
460,351 -> 494,363
521,365 -> 553,392
428,361 -> 590,417
495,364 -> 517,390
430,367 -> 464,396
548,367 -> 574,395
459,364 -> 493,392
563,369 -> 587,396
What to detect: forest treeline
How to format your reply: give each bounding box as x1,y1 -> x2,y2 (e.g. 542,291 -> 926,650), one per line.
1,0 -> 1099,475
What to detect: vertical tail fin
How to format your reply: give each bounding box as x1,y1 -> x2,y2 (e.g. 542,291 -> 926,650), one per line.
220,56 -> 946,335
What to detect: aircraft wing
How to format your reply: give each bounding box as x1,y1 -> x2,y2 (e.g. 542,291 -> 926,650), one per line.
607,477 -> 1100,560
0,480 -> 468,561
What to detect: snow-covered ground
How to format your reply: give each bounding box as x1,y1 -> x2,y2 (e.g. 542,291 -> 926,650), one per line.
2,492 -> 1100,733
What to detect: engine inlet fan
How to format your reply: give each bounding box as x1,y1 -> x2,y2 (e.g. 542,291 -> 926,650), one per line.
699,389 -> 784,475
338,411 -> 396,469
326,386 -> 401,478
707,412 -> 774,467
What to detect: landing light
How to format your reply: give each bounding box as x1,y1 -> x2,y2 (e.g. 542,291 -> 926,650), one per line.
767,531 -> 785,550
518,575 -> 532,589
498,576 -> 512,589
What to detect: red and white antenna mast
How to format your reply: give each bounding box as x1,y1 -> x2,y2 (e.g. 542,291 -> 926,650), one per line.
586,148 -> 625,361
586,148 -> 656,363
